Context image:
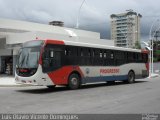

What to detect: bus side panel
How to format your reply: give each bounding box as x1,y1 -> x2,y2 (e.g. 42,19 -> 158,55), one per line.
79,63 -> 147,83
80,66 -> 121,83
47,66 -> 84,85
47,63 -> 147,85
120,63 -> 148,78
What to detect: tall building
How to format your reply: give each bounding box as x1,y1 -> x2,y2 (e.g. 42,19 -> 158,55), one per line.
110,10 -> 142,48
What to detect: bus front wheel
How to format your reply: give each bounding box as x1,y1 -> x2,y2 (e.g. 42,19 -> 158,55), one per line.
68,73 -> 80,90
127,71 -> 135,83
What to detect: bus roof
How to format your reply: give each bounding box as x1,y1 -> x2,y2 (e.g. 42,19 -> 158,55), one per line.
65,40 -> 141,52
44,39 -> 142,53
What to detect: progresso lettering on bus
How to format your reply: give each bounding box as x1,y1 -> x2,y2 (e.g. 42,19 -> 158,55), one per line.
100,68 -> 120,74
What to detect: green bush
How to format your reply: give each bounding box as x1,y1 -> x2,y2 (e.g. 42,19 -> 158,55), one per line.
153,57 -> 158,62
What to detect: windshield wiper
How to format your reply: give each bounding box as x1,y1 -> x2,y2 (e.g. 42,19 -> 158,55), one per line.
19,50 -> 29,68
25,53 -> 29,68
19,54 -> 25,68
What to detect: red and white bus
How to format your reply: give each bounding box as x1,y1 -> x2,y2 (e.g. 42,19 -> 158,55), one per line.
15,39 -> 149,89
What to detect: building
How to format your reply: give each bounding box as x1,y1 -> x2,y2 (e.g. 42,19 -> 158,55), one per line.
0,18 -> 114,75
110,10 -> 142,48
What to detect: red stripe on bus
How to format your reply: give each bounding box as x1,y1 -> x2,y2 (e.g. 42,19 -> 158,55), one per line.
48,66 -> 84,85
45,39 -> 65,45
145,63 -> 149,73
141,49 -> 149,54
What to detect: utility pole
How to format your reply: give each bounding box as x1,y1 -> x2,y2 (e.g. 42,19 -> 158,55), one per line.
153,30 -> 160,41
76,0 -> 86,29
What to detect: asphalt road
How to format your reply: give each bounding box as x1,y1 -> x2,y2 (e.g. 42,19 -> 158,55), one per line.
0,77 -> 160,114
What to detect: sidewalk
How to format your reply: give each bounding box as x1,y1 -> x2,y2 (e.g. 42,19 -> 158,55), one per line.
0,75 -> 19,86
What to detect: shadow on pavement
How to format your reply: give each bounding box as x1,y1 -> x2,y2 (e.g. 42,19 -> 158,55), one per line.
16,80 -> 148,94
16,86 -> 69,94
80,80 -> 147,90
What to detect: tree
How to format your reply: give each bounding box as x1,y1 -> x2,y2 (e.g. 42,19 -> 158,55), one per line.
134,41 -> 141,49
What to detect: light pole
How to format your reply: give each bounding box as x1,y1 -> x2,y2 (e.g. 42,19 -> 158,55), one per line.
148,19 -> 160,77
141,41 -> 160,78
142,41 -> 152,77
76,0 -> 86,29
151,26 -> 160,74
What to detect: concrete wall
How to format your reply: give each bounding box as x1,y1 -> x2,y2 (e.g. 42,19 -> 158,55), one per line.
0,38 -> 12,56
0,38 -> 6,49
6,31 -> 100,44
12,55 -> 17,75
6,31 -> 114,47
0,18 -> 100,43
0,49 -> 12,56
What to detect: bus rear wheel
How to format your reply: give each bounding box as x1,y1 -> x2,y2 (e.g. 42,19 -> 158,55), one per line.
127,71 -> 135,83
68,73 -> 80,90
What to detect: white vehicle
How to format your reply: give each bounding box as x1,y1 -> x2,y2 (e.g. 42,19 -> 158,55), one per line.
15,39 -> 149,89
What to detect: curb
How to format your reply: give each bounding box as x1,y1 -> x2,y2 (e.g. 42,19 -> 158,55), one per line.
0,84 -> 31,87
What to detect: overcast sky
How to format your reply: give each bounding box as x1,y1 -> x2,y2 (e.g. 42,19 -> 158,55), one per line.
0,0 -> 160,40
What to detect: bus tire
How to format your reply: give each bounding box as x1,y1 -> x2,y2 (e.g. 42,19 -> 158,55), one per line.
127,71 -> 135,83
47,85 -> 56,89
68,73 -> 80,90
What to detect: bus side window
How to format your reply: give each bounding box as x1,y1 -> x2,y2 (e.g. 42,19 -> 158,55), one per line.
100,51 -> 103,58
104,52 -> 107,58
127,52 -> 134,63
88,49 -> 91,57
42,46 -> 62,73
65,48 -> 71,56
115,51 -> 124,65
138,53 -> 142,62
111,52 -> 114,59
80,48 -> 83,56
43,49 -> 50,59
92,50 -> 95,57
50,50 -> 54,58
65,50 -> 67,55
95,49 -> 100,65
142,53 -> 148,63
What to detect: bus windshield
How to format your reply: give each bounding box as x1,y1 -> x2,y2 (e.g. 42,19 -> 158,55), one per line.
17,47 -> 40,68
